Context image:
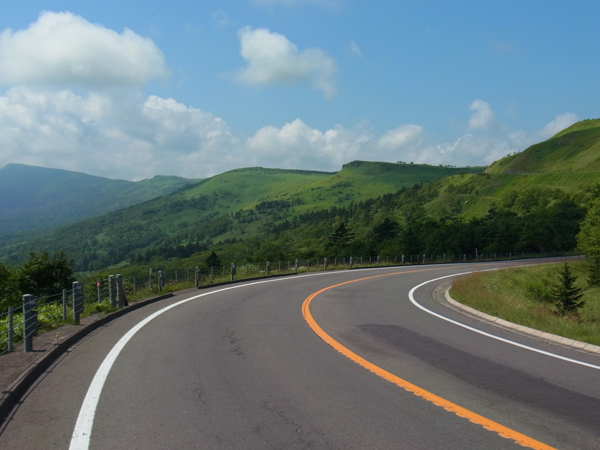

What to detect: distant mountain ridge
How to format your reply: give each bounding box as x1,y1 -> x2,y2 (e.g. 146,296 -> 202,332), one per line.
0,164 -> 199,234
0,162 -> 482,269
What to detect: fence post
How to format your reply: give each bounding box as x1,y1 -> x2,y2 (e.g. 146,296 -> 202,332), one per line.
73,282 -> 84,324
109,275 -> 117,307
63,288 -> 68,320
116,274 -> 127,308
7,307 -> 13,352
22,294 -> 37,352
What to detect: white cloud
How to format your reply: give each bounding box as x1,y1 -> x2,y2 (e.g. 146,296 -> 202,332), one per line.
377,125 -> 423,150
538,112 -> 579,139
0,11 -> 168,88
0,89 -> 581,180
347,40 -> 363,58
0,87 -> 241,180
235,27 -> 337,99
468,99 -> 495,131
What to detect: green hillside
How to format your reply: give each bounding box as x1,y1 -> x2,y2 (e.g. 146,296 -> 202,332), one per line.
0,164 -> 199,234
423,119 -> 600,220
0,162 -> 481,270
487,118 -> 600,174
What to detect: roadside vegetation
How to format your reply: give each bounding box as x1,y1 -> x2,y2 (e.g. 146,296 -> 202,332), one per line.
450,260 -> 600,346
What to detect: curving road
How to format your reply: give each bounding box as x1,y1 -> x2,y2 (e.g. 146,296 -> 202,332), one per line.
1,260 -> 599,449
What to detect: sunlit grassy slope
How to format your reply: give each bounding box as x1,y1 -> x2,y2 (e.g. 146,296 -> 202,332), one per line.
424,119 -> 600,219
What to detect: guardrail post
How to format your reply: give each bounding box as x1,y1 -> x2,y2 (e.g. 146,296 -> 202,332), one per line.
73,282 -> 84,324
22,294 -> 37,352
116,274 -> 128,307
63,289 -> 67,320
109,275 -> 117,307
7,307 -> 14,352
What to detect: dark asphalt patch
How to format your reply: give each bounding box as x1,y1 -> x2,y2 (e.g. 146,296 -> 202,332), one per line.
358,324 -> 600,433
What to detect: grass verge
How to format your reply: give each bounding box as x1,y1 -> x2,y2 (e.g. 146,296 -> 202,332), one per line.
450,260 -> 600,346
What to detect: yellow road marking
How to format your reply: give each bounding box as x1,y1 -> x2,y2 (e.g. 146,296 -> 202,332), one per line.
302,269 -> 557,450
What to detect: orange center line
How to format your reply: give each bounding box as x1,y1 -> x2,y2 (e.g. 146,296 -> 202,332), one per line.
301,268 -> 557,450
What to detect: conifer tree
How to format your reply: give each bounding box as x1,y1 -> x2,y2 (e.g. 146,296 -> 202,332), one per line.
551,262 -> 585,315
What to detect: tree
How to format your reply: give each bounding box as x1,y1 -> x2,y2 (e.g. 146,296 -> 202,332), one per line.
0,261 -> 17,310
327,223 -> 355,248
551,262 -> 585,315
577,198 -> 600,258
16,251 -> 76,299
205,251 -> 222,269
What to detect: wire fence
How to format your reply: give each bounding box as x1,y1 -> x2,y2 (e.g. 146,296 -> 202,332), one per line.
0,250 -> 573,355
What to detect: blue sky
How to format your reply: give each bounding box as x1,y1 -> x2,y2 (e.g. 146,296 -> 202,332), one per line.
0,0 -> 597,180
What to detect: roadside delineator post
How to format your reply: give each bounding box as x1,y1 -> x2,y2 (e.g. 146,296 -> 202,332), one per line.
73,282 -> 84,324
109,275 -> 117,308
22,294 -> 37,352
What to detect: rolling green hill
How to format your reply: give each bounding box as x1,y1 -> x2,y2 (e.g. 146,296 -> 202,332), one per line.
422,119 -> 600,220
0,162 -> 482,270
0,164 -> 199,234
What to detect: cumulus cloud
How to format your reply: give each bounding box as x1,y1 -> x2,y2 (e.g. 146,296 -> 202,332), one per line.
538,112 -> 579,139
377,125 -> 423,150
468,99 -> 495,131
405,107 -> 580,168
0,87 -> 241,180
0,88 -> 581,180
235,27 -> 337,99
0,11 -> 168,88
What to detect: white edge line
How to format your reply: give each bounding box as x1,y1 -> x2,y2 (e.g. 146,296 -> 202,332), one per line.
68,269 -> 366,450
408,272 -> 600,371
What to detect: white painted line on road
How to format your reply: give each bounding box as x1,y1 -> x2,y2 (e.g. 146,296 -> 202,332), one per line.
68,270 -> 364,450
408,273 -> 600,371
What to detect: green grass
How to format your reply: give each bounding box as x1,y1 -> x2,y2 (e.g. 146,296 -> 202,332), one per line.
450,260 -> 600,346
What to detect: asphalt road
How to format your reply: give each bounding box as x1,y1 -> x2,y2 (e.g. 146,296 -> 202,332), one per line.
1,260 -> 599,449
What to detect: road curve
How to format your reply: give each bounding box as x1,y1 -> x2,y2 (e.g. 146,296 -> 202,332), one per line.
0,260 -> 599,449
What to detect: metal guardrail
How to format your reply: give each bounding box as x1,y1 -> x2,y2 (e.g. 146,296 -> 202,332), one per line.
0,251 -> 570,354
